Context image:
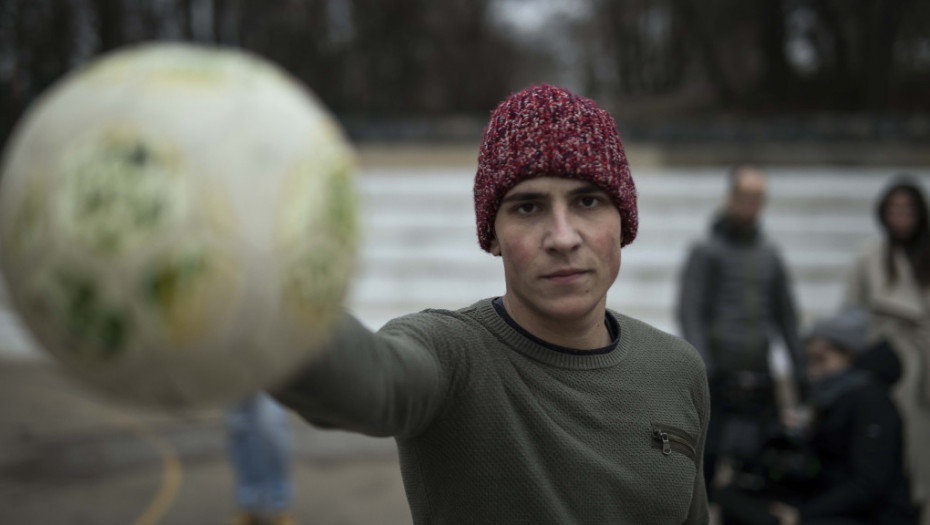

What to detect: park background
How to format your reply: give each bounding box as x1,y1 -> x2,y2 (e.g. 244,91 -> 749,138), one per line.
2,1 -> 930,524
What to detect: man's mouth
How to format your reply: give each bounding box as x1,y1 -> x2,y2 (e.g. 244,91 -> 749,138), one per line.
542,268 -> 589,282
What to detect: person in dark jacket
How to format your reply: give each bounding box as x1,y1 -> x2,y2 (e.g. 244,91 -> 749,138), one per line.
677,165 -> 805,492
716,307 -> 918,525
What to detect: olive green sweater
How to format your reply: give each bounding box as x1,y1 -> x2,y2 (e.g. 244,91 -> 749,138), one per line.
275,298 -> 710,524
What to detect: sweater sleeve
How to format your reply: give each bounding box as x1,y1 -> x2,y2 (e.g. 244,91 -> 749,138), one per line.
677,243 -> 716,376
271,313 -> 449,439
799,390 -> 904,520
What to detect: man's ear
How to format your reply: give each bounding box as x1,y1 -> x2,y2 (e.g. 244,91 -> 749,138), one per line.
489,237 -> 501,256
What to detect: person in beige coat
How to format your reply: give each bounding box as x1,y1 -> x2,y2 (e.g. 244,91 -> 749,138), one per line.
845,176 -> 930,525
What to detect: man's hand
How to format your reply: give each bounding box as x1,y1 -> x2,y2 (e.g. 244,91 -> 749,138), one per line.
768,501 -> 800,525
779,405 -> 811,432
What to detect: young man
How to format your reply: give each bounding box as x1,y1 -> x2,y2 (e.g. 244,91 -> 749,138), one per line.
677,165 -> 804,493
275,84 -> 710,524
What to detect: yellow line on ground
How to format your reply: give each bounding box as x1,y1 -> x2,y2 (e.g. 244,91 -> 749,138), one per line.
75,399 -> 185,525
20,368 -> 186,525
127,423 -> 184,525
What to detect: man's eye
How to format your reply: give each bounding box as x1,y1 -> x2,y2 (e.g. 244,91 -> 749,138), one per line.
515,203 -> 538,215
578,195 -> 601,208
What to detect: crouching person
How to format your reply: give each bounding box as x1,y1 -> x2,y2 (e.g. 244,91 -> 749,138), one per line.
717,308 -> 918,525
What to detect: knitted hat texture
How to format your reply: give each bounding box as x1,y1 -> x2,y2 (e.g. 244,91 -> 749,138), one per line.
474,84 -> 638,252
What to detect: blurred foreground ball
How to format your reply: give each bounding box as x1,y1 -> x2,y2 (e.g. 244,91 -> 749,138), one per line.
0,43 -> 358,409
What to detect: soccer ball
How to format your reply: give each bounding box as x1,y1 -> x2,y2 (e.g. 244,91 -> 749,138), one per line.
0,43 -> 358,409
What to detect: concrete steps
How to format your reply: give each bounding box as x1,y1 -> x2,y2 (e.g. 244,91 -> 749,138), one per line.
3,165 -> 929,361
351,166 -> 930,334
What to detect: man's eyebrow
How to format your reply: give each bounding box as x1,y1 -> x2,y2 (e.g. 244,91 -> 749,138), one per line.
568,183 -> 604,195
501,191 -> 546,203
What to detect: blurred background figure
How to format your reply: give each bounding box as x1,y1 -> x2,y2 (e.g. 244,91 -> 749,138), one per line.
227,393 -> 296,525
715,307 -> 917,525
843,176 -> 930,525
677,165 -> 805,496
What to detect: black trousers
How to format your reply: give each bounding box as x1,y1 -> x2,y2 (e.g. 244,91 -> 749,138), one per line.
704,374 -> 779,495
714,485 -> 871,525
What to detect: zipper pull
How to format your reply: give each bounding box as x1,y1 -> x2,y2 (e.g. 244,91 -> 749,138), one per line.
655,430 -> 672,455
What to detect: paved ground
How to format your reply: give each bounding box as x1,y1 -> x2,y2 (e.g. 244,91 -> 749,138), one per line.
0,360 -> 413,525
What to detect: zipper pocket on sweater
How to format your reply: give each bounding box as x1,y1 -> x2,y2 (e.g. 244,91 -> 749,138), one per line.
652,424 -> 697,462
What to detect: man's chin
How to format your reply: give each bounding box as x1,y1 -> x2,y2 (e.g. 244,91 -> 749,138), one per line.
537,296 -> 604,322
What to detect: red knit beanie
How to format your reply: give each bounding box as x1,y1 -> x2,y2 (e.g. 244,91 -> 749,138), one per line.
474,84 -> 637,252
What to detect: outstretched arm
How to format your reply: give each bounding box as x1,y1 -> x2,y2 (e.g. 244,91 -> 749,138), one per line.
272,313 -> 448,439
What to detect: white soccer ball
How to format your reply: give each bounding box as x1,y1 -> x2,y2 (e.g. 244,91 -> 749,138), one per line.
0,43 -> 358,409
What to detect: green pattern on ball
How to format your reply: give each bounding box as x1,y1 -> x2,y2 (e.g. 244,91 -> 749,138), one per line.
327,168 -> 357,243
146,251 -> 208,311
61,129 -> 185,256
7,182 -> 47,259
140,245 -> 235,344
31,269 -> 129,360
284,247 -> 347,318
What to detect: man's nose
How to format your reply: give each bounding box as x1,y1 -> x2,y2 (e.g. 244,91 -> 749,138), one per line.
543,205 -> 582,252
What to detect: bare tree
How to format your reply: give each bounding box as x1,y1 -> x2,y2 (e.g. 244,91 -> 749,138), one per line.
2,0 -> 929,145
92,0 -> 124,52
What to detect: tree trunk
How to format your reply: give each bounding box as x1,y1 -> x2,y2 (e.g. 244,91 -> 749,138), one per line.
94,0 -> 125,53
759,0 -> 795,101
178,0 -> 194,40
672,0 -> 735,102
862,0 -> 908,108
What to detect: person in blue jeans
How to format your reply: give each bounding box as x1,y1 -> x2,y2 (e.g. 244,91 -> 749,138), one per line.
226,392 -> 296,525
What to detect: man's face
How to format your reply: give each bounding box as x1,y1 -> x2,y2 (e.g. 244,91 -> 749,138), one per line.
489,177 -> 622,325
728,170 -> 767,227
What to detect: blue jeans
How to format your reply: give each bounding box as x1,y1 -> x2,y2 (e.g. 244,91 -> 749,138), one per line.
226,393 -> 293,512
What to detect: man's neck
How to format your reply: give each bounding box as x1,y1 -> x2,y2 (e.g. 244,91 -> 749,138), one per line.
501,295 -> 611,350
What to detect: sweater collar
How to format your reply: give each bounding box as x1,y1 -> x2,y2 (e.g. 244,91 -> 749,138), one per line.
475,298 -> 629,370
492,297 -> 619,355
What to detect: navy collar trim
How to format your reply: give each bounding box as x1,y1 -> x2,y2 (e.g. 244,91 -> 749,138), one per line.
492,297 -> 619,355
